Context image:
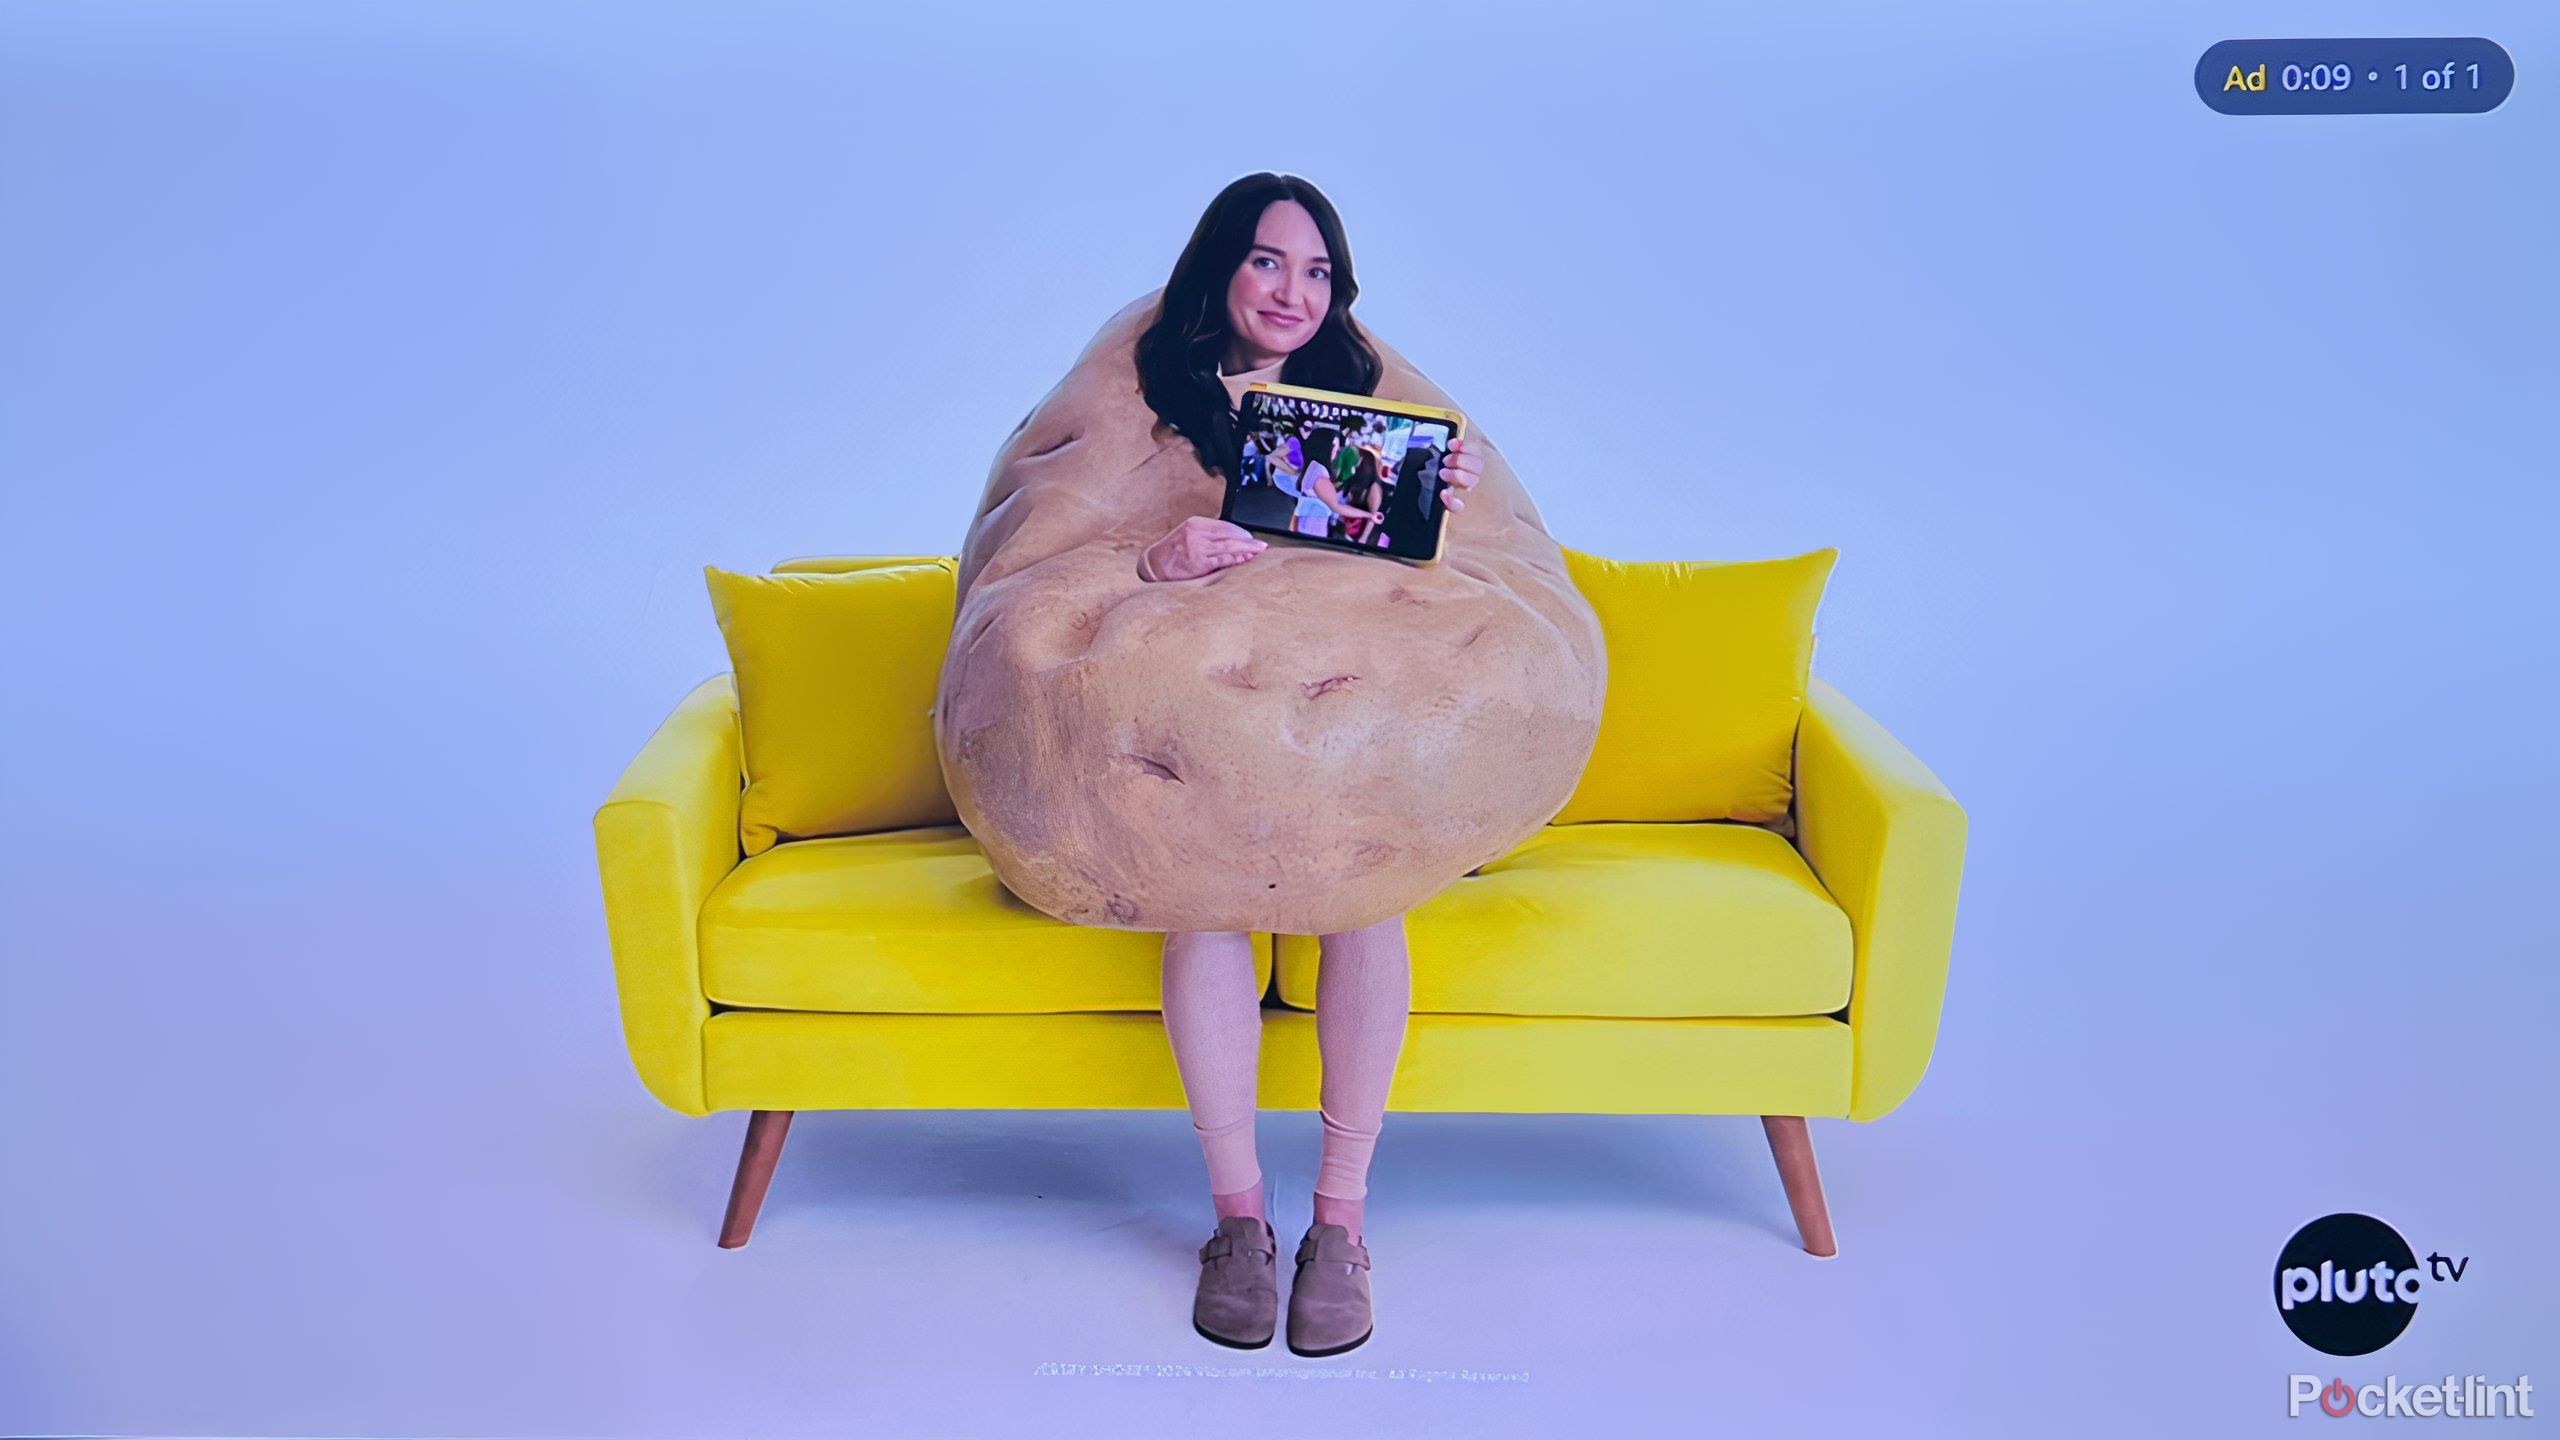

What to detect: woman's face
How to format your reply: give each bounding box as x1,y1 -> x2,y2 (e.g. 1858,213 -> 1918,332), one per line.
1224,199 -> 1333,362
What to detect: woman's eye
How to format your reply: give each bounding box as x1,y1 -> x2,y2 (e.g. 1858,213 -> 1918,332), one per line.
1309,267 -> 1330,281
1252,256 -> 1276,269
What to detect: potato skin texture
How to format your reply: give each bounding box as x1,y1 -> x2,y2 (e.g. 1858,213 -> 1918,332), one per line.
935,290 -> 1605,935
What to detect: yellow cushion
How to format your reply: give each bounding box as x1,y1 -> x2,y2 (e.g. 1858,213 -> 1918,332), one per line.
769,553 -> 958,576
1274,821 -> 1850,1018
699,824 -> 1275,1012
704,560 -> 960,856
1552,547 -> 1838,824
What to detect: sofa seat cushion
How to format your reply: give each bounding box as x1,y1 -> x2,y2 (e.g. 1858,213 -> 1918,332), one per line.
1273,821 -> 1851,1018
700,825 -> 1274,1013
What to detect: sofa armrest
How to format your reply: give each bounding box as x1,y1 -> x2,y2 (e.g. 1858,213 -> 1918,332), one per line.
592,672 -> 744,1117
1794,677 -> 1968,1122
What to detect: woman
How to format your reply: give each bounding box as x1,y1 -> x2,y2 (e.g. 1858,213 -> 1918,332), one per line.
1379,439 -> 1442,555
1128,172 -> 1485,1356
1361,445 -> 1392,538
1291,425 -> 1374,539
1262,423 -> 1309,521
1341,445 -> 1388,546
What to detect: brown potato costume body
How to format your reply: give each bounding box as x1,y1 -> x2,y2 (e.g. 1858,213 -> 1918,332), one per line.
934,290 -> 1605,935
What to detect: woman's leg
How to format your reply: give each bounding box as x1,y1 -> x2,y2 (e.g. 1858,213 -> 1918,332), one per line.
1160,930 -> 1267,1225
1310,912 -> 1413,1244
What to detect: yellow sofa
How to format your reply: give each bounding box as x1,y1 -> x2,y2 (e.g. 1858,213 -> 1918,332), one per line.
593,553 -> 1967,1255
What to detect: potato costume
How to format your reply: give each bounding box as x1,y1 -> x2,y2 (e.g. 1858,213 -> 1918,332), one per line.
934,290 -> 1605,935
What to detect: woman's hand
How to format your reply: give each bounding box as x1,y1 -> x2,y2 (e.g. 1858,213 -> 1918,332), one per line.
1437,437 -> 1486,513
1140,515 -> 1266,582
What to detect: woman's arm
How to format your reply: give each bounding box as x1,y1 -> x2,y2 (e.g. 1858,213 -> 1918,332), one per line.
1311,474 -> 1376,521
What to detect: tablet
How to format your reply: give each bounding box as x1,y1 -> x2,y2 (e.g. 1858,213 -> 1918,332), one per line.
1223,381 -> 1466,564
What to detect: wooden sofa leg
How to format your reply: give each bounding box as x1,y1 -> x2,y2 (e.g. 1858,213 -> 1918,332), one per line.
1760,1116 -> 1839,1258
718,1110 -> 794,1249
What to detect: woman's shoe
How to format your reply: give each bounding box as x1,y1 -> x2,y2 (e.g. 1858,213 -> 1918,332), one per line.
1192,1214 -> 1279,1349
1286,1222 -> 1373,1356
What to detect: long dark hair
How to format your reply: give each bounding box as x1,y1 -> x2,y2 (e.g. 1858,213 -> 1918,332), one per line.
1135,173 -> 1382,479
1299,425 -> 1339,473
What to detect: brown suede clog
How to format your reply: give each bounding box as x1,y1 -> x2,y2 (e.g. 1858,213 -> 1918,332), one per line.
1192,1214 -> 1279,1349
1286,1222 -> 1374,1357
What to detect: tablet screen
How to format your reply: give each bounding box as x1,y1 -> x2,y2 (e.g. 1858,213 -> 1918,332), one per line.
1226,386 -> 1457,563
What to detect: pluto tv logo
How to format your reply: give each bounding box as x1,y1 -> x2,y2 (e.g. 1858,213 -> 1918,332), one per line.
2274,1212 -> 2466,1356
